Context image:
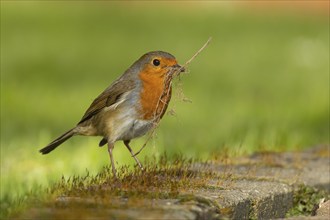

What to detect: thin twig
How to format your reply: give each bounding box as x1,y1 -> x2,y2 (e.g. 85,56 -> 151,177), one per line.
133,77 -> 172,157
183,37 -> 212,69
132,128 -> 156,157
133,37 -> 212,157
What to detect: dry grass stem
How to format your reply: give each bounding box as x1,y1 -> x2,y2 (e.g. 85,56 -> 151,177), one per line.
177,37 -> 212,75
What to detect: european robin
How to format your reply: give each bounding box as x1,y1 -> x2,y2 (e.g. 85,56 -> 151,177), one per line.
39,51 -> 185,177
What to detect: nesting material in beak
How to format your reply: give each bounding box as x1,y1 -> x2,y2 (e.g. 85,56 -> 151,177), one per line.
170,64 -> 185,77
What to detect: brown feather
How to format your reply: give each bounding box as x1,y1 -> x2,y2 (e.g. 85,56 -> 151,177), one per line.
78,79 -> 135,124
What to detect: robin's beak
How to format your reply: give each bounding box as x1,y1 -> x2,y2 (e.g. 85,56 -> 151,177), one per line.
171,64 -> 185,73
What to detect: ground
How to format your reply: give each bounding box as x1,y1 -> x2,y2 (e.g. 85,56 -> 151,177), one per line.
3,146 -> 329,219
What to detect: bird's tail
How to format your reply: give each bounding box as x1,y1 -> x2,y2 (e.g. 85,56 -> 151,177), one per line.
39,128 -> 75,154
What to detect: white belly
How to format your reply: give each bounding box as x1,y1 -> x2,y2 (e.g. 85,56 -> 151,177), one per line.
103,106 -> 154,143
120,119 -> 154,141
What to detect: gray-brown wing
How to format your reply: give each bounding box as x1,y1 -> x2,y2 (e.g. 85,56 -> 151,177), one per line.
78,79 -> 135,125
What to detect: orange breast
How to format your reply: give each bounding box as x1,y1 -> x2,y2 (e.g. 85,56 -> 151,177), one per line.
138,67 -> 172,120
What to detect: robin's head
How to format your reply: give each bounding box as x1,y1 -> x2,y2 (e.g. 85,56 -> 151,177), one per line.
136,51 -> 185,78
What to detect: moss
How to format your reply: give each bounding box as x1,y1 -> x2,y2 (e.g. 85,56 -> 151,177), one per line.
219,206 -> 234,217
286,184 -> 329,217
5,152 -> 328,219
248,200 -> 258,220
5,154 -> 227,218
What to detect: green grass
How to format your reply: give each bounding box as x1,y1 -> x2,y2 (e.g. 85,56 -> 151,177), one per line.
1,1 -> 329,217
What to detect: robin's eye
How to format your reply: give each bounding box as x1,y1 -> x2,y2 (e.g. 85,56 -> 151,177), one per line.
152,59 -> 160,66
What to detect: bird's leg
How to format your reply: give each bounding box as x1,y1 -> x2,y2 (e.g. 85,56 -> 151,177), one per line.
107,142 -> 117,178
123,140 -> 144,171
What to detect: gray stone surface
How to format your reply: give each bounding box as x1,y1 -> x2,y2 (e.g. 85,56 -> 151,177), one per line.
316,199 -> 330,217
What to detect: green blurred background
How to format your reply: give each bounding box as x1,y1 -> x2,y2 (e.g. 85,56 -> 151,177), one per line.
1,1 -> 329,205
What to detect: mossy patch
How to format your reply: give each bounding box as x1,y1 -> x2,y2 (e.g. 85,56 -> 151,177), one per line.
50,154 -> 219,198
286,184 -> 329,217
6,154 -> 227,219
